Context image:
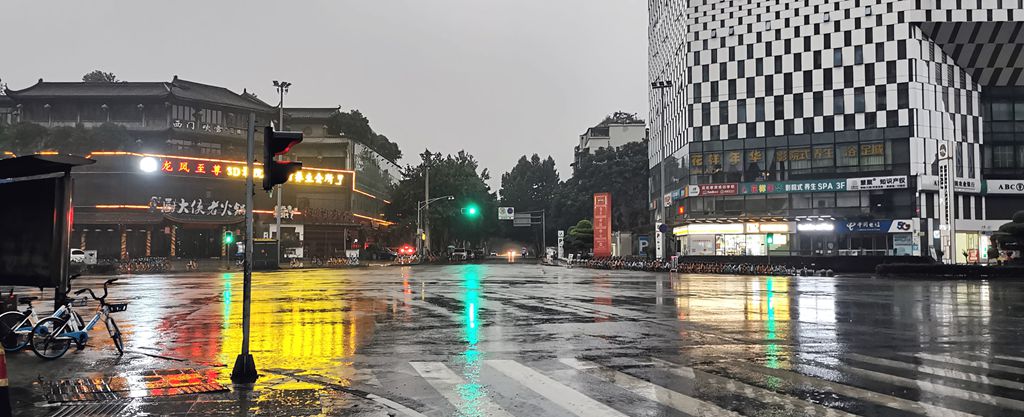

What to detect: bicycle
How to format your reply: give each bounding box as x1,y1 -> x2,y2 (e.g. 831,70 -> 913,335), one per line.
30,278 -> 127,359
0,274 -> 83,351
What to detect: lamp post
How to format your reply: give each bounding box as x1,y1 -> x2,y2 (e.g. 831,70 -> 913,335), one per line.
651,80 -> 674,260
416,195 -> 454,261
272,80 -> 291,266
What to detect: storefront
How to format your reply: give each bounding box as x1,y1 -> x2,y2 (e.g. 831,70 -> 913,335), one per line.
954,220 -> 1004,264
674,222 -> 791,256
835,219 -> 916,256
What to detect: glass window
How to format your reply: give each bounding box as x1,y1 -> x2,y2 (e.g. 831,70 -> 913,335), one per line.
834,90 -> 845,113
787,147 -> 812,173
1015,103 -> 1024,121
745,149 -> 766,181
1018,145 -> 1024,168
837,143 -> 859,166
854,46 -> 864,65
992,102 -> 1013,120
745,195 -> 766,214
854,88 -> 865,112
993,144 -> 1014,168
813,192 -> 836,208
725,150 -> 744,182
792,193 -> 811,209
837,192 -> 860,207
813,145 -> 834,169
860,141 -> 885,167
723,196 -> 744,213
833,48 -> 843,66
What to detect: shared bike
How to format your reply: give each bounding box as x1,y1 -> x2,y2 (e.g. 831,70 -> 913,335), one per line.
30,278 -> 127,359
0,274 -> 82,351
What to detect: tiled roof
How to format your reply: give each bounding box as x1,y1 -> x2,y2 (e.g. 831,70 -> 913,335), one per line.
285,107 -> 340,119
4,77 -> 274,112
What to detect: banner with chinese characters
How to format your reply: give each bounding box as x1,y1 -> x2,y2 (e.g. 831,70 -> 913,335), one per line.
739,179 -> 847,194
155,157 -> 348,187
593,193 -> 612,257
687,183 -> 739,196
149,196 -> 245,217
846,176 -> 908,191
171,119 -> 245,136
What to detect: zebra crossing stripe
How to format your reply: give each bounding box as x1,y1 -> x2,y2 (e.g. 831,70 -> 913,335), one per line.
993,354 -> 1024,364
648,358 -> 859,417
559,358 -> 742,417
914,353 -> 1024,375
409,362 -> 515,417
732,361 -> 984,417
486,359 -> 629,417
848,353 -> 1024,391
836,360 -> 1024,411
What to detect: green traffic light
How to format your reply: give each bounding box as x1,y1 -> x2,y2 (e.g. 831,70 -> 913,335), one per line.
463,204 -> 480,217
223,232 -> 235,244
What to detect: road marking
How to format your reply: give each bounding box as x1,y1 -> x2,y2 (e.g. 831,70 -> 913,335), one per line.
409,362 -> 515,417
914,353 -> 1024,375
365,393 -> 431,417
836,360 -> 1024,411
560,358 -> 742,417
993,354 -> 1024,364
649,358 -> 858,417
732,361 -> 983,417
486,359 -> 629,417
848,353 -> 1024,390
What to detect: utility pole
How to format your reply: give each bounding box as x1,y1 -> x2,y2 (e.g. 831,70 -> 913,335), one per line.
231,112 -> 258,383
272,80 -> 291,266
424,163 -> 430,254
651,80 -> 674,260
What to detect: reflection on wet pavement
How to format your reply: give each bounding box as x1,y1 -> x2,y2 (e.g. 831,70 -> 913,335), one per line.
8,264 -> 1024,416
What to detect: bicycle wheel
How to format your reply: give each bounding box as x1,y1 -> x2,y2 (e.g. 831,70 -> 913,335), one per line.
31,317 -> 71,359
105,316 -> 123,355
0,311 -> 30,351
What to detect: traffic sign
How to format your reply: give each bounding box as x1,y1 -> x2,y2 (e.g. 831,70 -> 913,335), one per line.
513,213 -> 532,227
498,206 -> 515,220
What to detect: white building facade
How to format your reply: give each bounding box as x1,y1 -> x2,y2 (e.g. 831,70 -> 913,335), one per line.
649,0 -> 1024,263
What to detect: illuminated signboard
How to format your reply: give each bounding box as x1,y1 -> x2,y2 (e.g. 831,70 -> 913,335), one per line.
154,157 -> 347,187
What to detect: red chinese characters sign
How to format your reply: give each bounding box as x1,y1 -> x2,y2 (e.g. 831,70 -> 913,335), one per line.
157,157 -> 347,187
593,192 -> 612,257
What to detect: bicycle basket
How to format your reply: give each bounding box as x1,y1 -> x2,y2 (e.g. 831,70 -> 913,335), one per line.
70,298 -> 88,307
108,303 -> 128,313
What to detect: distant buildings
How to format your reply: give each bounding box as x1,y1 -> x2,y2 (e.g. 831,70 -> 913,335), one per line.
574,118 -> 647,168
1,77 -> 397,260
648,1 -> 1024,262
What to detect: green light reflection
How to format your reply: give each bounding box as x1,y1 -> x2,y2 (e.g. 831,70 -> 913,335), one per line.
459,265 -> 485,416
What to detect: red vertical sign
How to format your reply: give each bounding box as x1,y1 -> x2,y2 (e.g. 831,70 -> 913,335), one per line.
593,193 -> 612,257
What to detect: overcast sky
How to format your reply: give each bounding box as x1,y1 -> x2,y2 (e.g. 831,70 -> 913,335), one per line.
2,1 -> 648,188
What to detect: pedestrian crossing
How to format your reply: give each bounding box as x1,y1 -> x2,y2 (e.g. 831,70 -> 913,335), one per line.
378,351 -> 1024,417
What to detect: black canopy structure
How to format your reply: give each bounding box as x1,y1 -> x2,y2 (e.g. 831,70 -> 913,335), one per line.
0,154 -> 94,302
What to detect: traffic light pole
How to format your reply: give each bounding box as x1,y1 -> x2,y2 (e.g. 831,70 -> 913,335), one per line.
231,112 -> 258,384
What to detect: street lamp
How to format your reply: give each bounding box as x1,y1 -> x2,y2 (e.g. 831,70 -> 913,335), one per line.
417,195 -> 454,260
651,79 -> 674,260
272,80 -> 292,266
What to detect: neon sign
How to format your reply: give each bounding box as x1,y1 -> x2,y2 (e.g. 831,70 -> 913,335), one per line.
154,157 -> 346,186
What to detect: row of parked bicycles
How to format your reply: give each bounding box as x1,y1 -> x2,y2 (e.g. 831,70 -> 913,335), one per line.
568,257 -> 836,277
0,276 -> 127,359
569,257 -> 672,271
112,257 -> 170,274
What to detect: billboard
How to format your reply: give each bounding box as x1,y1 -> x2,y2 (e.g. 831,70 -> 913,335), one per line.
0,177 -> 65,288
593,193 -> 612,257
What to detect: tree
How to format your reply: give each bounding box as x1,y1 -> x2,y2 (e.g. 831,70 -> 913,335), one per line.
82,70 -> 119,83
564,219 -> 594,253
325,110 -> 402,162
497,154 -> 560,251
553,140 -> 650,237
385,149 -> 497,251
0,122 -> 134,155
993,211 -> 1024,264
598,111 -> 645,126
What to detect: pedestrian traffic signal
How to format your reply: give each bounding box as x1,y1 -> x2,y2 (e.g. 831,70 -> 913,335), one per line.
223,231 -> 235,245
766,233 -> 774,245
263,126 -> 303,192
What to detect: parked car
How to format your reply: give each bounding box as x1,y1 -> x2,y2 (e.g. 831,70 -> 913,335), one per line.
70,248 -> 86,263
451,248 -> 468,261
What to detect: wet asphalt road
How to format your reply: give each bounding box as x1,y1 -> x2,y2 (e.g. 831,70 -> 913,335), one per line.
8,263 -> 1024,416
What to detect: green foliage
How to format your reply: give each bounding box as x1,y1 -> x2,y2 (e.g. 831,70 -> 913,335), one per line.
385,150 -> 497,250
82,70 -> 119,82
598,111 -> 645,126
994,210 -> 1024,253
553,140 -> 650,235
564,219 -> 594,252
325,110 -> 402,162
497,154 -> 560,249
0,122 -> 133,156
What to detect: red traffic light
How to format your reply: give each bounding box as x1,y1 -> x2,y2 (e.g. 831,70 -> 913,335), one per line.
263,127 -> 303,191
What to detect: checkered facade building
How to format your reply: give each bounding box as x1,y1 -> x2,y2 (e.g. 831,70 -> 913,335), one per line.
649,0 -> 1024,257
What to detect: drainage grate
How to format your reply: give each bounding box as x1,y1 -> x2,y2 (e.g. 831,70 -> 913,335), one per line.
46,368 -> 227,403
49,399 -> 131,417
